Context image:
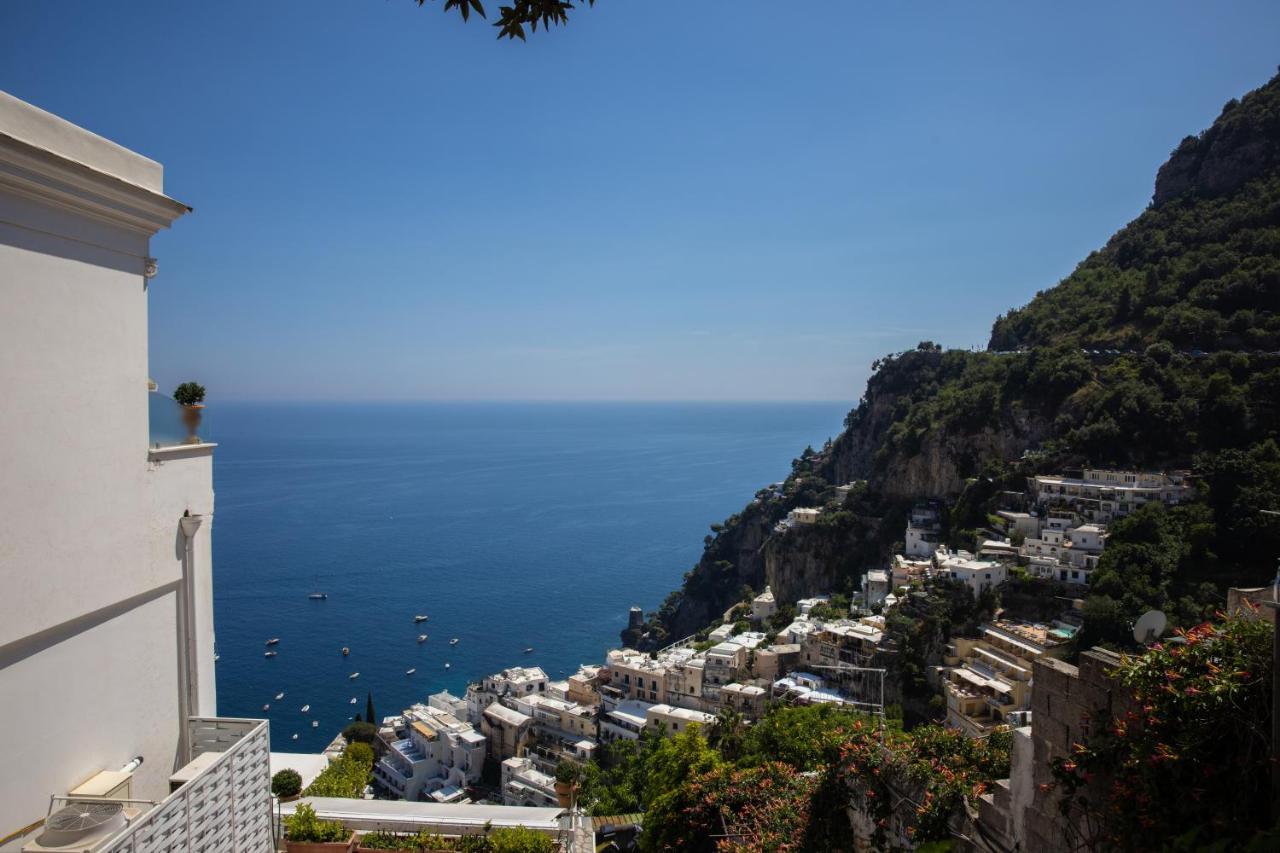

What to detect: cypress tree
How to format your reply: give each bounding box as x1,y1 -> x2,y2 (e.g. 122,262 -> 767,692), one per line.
366,692 -> 376,726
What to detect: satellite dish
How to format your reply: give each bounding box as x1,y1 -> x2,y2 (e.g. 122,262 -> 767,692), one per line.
1133,610 -> 1167,645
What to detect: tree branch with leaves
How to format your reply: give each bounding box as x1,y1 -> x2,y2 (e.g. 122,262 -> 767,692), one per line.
423,0 -> 597,40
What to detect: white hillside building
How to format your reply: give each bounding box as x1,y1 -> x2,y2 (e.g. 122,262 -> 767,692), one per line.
0,92 -> 270,850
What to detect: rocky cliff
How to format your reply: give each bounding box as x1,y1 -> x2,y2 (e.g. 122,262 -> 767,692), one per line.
628,70 -> 1280,648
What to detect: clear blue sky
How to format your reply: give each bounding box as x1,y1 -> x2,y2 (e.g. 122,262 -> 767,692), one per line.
3,2 -> 1278,402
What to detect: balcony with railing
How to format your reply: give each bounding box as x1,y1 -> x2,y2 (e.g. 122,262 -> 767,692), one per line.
148,390 -> 213,450
100,717 -> 271,853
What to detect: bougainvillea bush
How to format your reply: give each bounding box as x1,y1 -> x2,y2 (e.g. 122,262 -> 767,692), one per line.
642,761 -> 824,852
836,721 -> 1012,850
1048,615 -> 1273,851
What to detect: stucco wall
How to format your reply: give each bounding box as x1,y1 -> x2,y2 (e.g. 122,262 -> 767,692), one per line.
0,96 -> 205,841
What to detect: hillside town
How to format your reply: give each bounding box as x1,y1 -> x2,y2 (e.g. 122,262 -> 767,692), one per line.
255,464 -> 1230,849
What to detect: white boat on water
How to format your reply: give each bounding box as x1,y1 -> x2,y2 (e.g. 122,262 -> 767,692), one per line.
263,704 -> 270,711
291,734 -> 298,740
301,704 -> 310,713
444,662 -> 451,669
349,672 -> 359,679
417,634 -> 428,643
349,697 -> 357,704
265,638 -> 279,646
308,592 -> 327,600
449,638 -> 459,646
264,651 -> 277,658
405,668 -> 416,675
276,692 -> 285,700
312,720 -> 319,728
523,647 -> 534,654
414,615 -> 428,623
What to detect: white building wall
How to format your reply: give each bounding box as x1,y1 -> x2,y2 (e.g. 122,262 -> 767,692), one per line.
0,92 -> 203,838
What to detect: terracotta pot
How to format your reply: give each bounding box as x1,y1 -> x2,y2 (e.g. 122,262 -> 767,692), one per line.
180,403 -> 205,444
285,832 -> 356,853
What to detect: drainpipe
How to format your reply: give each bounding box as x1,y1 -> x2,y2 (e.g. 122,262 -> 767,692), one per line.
179,512 -> 204,763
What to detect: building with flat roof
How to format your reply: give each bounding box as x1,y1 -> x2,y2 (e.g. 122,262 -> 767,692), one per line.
935,547 -> 1007,597
0,92 -> 271,850
500,756 -> 559,809
482,702 -> 534,761
905,501 -> 944,558
942,620 -> 1073,738
466,666 -> 549,724
1030,469 -> 1192,523
600,700 -> 654,742
375,704 -> 486,802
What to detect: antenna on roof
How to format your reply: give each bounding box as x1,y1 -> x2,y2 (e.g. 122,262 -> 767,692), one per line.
1133,610 -> 1167,646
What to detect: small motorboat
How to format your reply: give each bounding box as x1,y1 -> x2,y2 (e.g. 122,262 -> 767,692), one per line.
301,704 -> 310,713
265,638 -> 280,646
263,704 -> 270,712
276,692 -> 285,700
342,647 -> 350,656
214,654 -> 220,662
523,647 -> 534,654
308,593 -> 327,600
417,634 -> 428,643
405,668 -> 416,676
414,615 -> 428,623
444,662 -> 451,669
291,733 -> 298,741
349,672 -> 360,679
449,638 -> 459,646
264,651 -> 277,658
349,697 -> 357,705
312,720 -> 319,728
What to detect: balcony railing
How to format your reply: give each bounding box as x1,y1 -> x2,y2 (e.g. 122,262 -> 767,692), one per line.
101,717 -> 270,853
149,391 -> 211,449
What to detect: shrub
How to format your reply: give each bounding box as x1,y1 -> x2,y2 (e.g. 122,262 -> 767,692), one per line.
345,740 -> 375,766
172,381 -> 205,407
303,745 -> 374,799
342,721 -> 378,745
553,759 -> 581,785
271,768 -> 302,798
284,803 -> 347,843
488,827 -> 554,853
357,830 -> 411,850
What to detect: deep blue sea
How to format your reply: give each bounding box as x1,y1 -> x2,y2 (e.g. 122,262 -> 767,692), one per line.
211,402 -> 846,750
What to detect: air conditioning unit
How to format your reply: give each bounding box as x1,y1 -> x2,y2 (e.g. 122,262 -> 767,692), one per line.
67,771 -> 133,802
22,801 -> 141,853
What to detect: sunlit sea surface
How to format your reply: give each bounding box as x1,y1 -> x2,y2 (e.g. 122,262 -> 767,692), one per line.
212,402 -> 846,750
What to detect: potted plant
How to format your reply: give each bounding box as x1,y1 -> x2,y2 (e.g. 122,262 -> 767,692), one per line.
273,768 -> 304,802
284,803 -> 355,853
172,381 -> 206,444
553,760 -> 581,809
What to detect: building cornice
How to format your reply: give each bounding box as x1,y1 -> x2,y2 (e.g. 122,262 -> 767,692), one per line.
0,131 -> 189,235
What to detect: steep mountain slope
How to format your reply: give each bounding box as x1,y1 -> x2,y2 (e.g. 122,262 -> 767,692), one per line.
630,71 -> 1280,649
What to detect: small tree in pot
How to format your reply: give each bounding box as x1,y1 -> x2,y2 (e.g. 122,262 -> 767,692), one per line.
272,768 -> 303,801
172,381 -> 206,444
553,760 -> 581,809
